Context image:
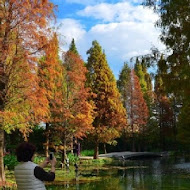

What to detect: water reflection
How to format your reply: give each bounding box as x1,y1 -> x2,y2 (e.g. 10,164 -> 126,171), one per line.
47,157 -> 190,190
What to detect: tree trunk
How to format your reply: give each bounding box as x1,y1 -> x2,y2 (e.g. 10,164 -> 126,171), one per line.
62,132 -> 67,163
103,143 -> 107,154
45,123 -> 50,157
132,132 -> 135,152
172,99 -> 177,151
141,126 -> 145,152
71,136 -> 73,154
94,141 -> 99,159
138,138 -> 141,152
0,129 -> 5,183
62,149 -> 66,164
160,106 -> 165,151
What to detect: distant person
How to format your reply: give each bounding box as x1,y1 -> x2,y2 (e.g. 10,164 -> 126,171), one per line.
14,142 -> 56,190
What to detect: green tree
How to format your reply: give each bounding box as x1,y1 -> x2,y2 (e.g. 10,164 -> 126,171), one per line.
117,63 -> 131,149
69,38 -> 79,55
134,58 -> 147,93
141,59 -> 152,93
154,56 -> 175,150
144,0 -> 190,147
86,40 -> 127,159
177,99 -> 190,147
134,58 -> 154,113
117,62 -> 131,109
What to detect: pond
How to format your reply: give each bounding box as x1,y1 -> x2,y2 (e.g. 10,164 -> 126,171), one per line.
47,156 -> 190,190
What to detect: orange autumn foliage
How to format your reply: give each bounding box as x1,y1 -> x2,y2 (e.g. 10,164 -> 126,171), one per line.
62,51 -> 94,139
38,33 -> 64,124
128,70 -> 149,134
0,0 -> 54,132
0,0 -> 55,182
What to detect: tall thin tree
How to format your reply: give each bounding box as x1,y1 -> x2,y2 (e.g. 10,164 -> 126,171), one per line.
86,40 -> 127,159
59,40 -> 93,162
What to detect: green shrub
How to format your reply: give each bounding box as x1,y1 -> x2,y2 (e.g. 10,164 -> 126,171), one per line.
80,150 -> 94,156
4,154 -> 18,170
80,149 -> 104,156
67,153 -> 79,164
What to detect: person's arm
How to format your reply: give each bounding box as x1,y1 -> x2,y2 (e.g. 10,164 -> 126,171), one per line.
34,166 -> 55,181
50,157 -> 56,173
50,164 -> 55,173
34,157 -> 57,181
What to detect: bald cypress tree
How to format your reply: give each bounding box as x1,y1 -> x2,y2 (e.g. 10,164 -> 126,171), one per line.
57,40 -> 93,162
38,33 -> 64,157
86,40 -> 127,159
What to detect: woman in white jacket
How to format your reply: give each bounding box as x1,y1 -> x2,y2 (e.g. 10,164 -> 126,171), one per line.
14,142 -> 56,190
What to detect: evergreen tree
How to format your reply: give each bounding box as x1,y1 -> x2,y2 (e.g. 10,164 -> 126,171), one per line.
117,62 -> 131,109
177,100 -> 190,147
134,58 -> 147,94
141,59 -> 152,93
117,63 -> 131,150
144,0 -> 190,147
86,40 -> 127,159
134,58 -> 154,112
154,56 -> 175,150
69,38 -> 79,55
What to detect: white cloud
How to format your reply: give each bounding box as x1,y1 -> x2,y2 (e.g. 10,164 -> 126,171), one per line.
87,21 -> 163,61
56,2 -> 164,77
77,2 -> 158,23
56,19 -> 86,51
78,3 -> 115,22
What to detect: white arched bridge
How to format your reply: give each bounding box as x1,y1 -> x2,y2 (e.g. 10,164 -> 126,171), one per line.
99,151 -> 165,160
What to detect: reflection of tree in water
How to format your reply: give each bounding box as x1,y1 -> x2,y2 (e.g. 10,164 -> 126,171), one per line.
118,158 -> 187,190
81,178 -> 121,190
120,160 -> 162,189
47,178 -> 120,190
47,158 -> 190,190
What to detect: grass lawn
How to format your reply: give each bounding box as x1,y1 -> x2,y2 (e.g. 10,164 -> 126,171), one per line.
4,157 -> 113,188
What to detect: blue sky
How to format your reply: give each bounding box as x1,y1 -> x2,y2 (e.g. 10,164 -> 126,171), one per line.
50,0 -> 164,78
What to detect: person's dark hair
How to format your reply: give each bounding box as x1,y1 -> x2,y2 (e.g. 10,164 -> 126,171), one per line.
16,142 -> 36,162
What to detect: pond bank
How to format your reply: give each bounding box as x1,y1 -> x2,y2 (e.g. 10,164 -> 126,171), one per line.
3,157 -> 113,189
3,157 -> 190,190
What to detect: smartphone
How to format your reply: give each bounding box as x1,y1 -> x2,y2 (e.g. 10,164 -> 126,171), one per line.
49,152 -> 54,160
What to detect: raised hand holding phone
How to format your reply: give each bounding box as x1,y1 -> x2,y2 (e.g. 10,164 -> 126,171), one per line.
49,153 -> 56,173
49,152 -> 54,160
